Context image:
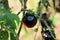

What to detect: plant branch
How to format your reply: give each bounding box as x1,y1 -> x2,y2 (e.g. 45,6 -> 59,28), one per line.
17,9 -> 22,15
16,0 -> 27,40
37,0 -> 41,18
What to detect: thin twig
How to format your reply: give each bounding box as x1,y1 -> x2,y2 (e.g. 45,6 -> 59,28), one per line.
16,0 -> 27,40
17,21 -> 22,37
17,9 -> 22,15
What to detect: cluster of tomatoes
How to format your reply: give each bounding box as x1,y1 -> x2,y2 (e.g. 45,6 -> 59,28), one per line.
22,10 -> 56,40
40,13 -> 56,40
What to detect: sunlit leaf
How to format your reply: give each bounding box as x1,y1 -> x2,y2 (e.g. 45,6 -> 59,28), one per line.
5,13 -> 20,30
3,13 -> 20,40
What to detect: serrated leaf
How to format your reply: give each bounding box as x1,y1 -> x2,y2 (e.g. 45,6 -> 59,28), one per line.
5,13 -> 20,30
4,13 -> 20,40
4,13 -> 20,34
5,14 -> 16,30
10,14 -> 20,25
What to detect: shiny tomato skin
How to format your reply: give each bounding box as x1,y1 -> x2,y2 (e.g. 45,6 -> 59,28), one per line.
22,14 -> 37,28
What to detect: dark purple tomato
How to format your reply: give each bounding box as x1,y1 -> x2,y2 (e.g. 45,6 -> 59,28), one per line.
22,13 -> 37,28
41,30 -> 55,40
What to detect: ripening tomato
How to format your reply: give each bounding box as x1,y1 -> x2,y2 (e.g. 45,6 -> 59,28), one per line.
41,30 -> 56,40
22,13 -> 37,28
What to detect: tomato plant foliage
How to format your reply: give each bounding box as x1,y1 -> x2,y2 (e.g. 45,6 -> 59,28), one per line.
0,6 -> 20,40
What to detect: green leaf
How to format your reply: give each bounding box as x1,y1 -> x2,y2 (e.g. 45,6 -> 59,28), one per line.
10,14 -> 20,25
9,29 -> 17,36
0,8 -> 11,16
0,14 -> 6,25
5,14 -> 16,30
10,33 -> 16,40
2,0 -> 9,9
19,0 -> 23,5
5,13 -> 20,30
4,13 -> 20,40
0,15 -> 3,20
0,30 -> 8,40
